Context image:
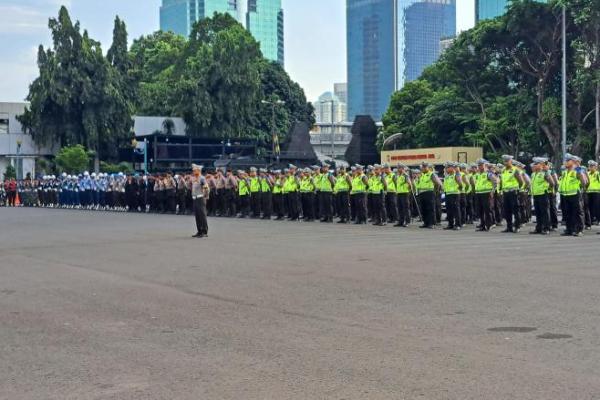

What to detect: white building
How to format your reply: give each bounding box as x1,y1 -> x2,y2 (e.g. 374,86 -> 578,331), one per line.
0,102 -> 57,180
314,92 -> 347,124
334,82 -> 348,104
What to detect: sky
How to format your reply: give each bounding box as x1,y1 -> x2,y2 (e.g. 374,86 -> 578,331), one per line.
0,0 -> 475,104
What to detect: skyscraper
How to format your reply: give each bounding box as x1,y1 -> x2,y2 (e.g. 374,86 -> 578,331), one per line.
246,0 -> 284,64
398,0 -> 456,87
346,0 -> 455,121
475,0 -> 546,22
160,0 -> 284,64
475,0 -> 509,21
334,82 -> 348,105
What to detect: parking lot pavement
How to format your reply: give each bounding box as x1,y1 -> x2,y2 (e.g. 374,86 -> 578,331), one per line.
1,207 -> 600,399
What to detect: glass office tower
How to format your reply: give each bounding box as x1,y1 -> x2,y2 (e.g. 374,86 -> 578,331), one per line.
398,0 -> 456,87
347,0 -> 456,121
347,0 -> 397,122
476,0 -> 546,22
246,0 -> 284,64
160,0 -> 284,64
476,0 -> 509,21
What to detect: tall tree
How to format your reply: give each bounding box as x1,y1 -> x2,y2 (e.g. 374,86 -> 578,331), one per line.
176,13 -> 262,138
253,60 -> 315,144
129,31 -> 186,116
103,16 -> 136,164
19,7 -> 133,168
567,0 -> 600,158
488,0 -> 568,161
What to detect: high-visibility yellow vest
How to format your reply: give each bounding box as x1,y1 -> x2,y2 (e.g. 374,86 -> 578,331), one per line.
260,177 -> 271,193
249,177 -> 261,193
283,176 -> 298,193
396,174 -> 410,194
588,171 -> 600,193
334,174 -> 350,192
319,173 -> 334,192
300,177 -> 315,192
368,175 -> 384,194
238,179 -> 250,196
351,175 -> 366,194
272,178 -> 283,194
416,171 -> 434,192
501,168 -> 519,191
385,174 -> 396,193
531,172 -> 550,196
559,170 -> 581,196
475,172 -> 493,193
444,173 -> 460,195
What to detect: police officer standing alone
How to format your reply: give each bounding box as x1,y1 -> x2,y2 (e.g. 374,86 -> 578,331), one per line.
191,164 -> 209,238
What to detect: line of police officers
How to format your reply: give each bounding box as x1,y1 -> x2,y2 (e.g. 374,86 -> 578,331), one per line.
4,153 -> 600,237
3,171 -> 198,215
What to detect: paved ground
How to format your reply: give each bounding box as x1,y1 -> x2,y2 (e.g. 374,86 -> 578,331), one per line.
1,208 -> 600,400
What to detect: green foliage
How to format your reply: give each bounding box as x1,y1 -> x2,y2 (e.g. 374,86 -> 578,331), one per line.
18,7 -> 134,163
176,13 -> 262,137
3,164 -> 16,180
129,31 -> 186,116
21,10 -> 314,160
382,0 -> 600,162
100,161 -> 134,174
55,145 -> 90,174
380,80 -> 435,148
254,61 -> 315,144
129,13 -> 313,144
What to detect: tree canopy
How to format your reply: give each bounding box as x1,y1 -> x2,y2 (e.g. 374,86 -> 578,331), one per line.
19,7 -> 134,166
381,0 -> 600,162
20,9 -> 314,164
54,145 -> 90,173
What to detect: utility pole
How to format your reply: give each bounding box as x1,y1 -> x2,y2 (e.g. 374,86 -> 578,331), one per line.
561,4 -> 567,162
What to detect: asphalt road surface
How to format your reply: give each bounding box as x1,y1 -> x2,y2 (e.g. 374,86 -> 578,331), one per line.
2,207 -> 600,400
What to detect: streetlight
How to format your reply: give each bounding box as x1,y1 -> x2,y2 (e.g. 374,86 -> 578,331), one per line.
262,99 -> 286,163
320,99 -> 336,159
382,132 -> 404,151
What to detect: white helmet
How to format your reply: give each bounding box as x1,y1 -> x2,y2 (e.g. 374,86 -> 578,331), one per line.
84,171 -> 90,176
62,172 -> 67,178
43,175 -> 48,180
118,172 -> 124,177
67,175 -> 72,179
91,172 -> 96,178
51,175 -> 56,179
